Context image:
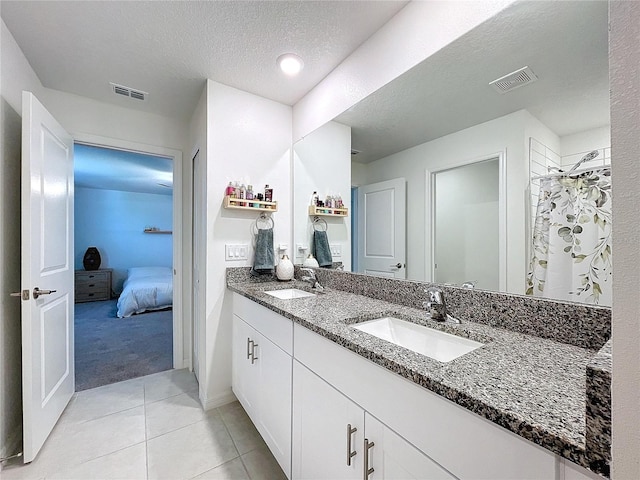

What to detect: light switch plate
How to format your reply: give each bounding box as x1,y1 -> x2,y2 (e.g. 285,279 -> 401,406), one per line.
225,244 -> 249,261
330,244 -> 342,257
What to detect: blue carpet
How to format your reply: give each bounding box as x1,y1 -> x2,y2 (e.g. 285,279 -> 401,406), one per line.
74,299 -> 173,391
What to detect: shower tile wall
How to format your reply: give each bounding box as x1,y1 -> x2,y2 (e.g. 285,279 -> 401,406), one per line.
529,137 -> 562,225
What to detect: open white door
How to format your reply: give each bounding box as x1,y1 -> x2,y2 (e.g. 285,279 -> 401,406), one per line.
357,178 -> 406,278
21,91 -> 74,463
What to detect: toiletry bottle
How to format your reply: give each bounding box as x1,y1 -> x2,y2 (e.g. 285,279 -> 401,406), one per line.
265,184 -> 273,203
239,184 -> 246,206
246,185 -> 254,207
225,182 -> 234,196
232,182 -> 239,198
310,191 -> 318,206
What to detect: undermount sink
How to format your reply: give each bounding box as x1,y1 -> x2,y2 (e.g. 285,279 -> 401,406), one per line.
264,289 -> 316,300
352,317 -> 483,362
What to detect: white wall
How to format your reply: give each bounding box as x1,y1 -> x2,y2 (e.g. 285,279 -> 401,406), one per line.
610,1 -> 640,478
293,121 -> 351,268
201,80 -> 292,409
0,19 -> 46,460
293,0 -> 516,141
74,187 -> 173,292
359,109 -> 532,293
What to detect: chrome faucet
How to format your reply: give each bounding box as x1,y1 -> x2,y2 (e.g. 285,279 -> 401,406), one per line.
301,268 -> 324,292
461,281 -> 476,289
423,286 -> 460,323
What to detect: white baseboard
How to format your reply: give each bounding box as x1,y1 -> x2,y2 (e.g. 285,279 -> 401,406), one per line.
199,388 -> 237,411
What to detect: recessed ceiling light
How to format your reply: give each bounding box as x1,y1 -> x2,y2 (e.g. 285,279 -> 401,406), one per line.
277,53 -> 304,76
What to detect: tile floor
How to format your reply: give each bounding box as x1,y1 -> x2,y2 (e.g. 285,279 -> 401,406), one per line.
1,369 -> 286,480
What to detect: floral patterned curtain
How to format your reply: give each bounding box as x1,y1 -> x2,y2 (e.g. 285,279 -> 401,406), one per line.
527,168 -> 612,305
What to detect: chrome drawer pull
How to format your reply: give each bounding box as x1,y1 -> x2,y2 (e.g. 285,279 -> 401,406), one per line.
251,343 -> 258,364
364,438 -> 375,479
347,424 -> 357,466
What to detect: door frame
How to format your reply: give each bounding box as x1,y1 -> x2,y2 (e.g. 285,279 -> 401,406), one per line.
73,132 -> 187,369
425,150 -> 506,290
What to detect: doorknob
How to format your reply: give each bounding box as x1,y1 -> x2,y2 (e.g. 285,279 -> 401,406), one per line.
390,263 -> 403,269
10,290 -> 30,300
33,287 -> 57,299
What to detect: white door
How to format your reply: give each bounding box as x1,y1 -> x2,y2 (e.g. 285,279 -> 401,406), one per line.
357,178 -> 406,278
21,91 -> 75,462
432,159 -> 499,290
292,360 -> 364,479
191,150 -> 202,380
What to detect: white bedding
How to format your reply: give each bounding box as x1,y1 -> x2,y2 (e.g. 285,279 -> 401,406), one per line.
117,266 -> 173,318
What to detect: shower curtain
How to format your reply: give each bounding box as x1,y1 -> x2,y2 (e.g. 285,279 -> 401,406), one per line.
527,168 -> 612,305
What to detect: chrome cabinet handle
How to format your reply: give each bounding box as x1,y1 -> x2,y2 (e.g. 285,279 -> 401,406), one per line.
390,263 -> 402,269
33,287 -> 57,299
346,424 -> 357,466
363,438 -> 375,479
251,342 -> 258,364
246,338 -> 253,360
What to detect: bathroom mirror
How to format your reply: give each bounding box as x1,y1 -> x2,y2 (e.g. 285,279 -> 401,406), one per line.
293,0 -> 610,301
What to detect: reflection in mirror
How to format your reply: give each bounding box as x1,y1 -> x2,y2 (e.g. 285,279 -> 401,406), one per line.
433,158 -> 500,291
293,0 -> 611,305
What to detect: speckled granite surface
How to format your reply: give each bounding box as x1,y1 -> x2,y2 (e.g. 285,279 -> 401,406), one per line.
226,267 -> 611,476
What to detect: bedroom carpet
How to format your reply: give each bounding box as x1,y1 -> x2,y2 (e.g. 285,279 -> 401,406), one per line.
74,299 -> 173,391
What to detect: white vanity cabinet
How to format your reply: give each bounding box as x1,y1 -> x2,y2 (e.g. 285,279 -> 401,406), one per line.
232,294 -> 292,478
231,293 -> 604,480
292,360 -> 364,479
293,360 -> 455,480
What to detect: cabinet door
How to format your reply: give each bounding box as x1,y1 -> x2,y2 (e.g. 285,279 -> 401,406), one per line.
255,332 -> 292,478
293,360 -> 364,480
365,414 -> 456,480
232,315 -> 259,416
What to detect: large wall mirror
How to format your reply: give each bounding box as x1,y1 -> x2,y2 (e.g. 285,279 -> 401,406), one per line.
293,0 -> 610,305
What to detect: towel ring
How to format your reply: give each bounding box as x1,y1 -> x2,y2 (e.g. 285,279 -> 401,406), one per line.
312,216 -> 327,232
252,213 -> 274,235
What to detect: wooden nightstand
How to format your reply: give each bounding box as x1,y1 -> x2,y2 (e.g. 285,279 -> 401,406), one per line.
75,269 -> 112,303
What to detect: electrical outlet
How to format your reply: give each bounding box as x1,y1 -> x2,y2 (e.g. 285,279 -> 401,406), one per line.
225,244 -> 249,261
330,244 -> 342,257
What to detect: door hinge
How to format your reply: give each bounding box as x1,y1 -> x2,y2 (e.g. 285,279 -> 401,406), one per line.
10,290 -> 30,300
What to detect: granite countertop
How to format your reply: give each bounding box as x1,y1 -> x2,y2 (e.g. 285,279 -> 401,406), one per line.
227,277 -> 608,476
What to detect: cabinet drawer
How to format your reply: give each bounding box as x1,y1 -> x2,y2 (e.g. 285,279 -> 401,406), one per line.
233,293 -> 293,354
76,271 -> 109,284
76,280 -> 109,293
76,290 -> 110,302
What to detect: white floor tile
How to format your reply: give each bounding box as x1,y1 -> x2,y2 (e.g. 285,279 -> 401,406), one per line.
144,368 -> 198,403
46,442 -> 147,480
190,457 -> 249,480
240,445 -> 287,480
146,390 -> 209,439
218,402 -> 266,455
147,413 -> 239,480
61,377 -> 144,425
3,406 -> 145,479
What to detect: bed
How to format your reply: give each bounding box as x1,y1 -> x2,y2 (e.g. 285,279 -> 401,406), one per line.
116,266 -> 173,318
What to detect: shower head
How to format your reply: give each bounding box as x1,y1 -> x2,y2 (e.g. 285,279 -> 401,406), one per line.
568,150 -> 600,172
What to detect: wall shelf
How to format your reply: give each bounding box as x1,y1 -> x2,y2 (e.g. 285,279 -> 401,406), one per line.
224,195 -> 278,212
308,205 -> 348,217
144,229 -> 172,234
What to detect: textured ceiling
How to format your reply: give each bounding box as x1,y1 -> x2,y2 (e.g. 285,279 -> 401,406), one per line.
336,0 -> 610,164
75,144 -> 173,196
1,1 -> 407,120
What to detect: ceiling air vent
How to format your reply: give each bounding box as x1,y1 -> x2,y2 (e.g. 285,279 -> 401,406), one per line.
489,66 -> 538,94
110,82 -> 148,101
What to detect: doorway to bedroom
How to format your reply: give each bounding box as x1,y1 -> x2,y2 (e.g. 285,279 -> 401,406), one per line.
73,143 -> 174,391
